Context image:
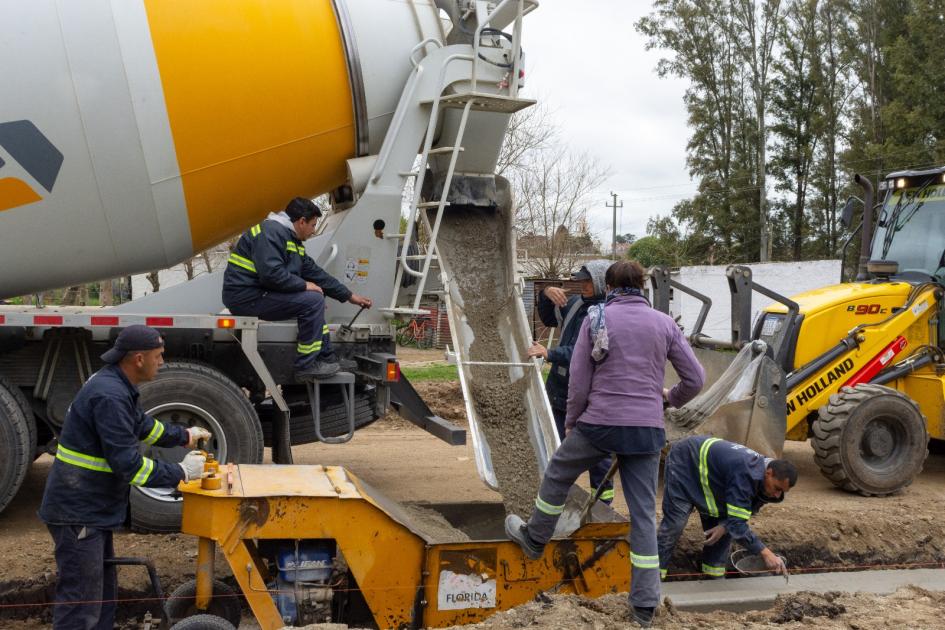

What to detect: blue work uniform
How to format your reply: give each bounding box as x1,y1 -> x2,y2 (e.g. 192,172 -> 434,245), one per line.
222,219 -> 353,370
39,364 -> 189,629
657,436 -> 781,579
535,290 -> 613,501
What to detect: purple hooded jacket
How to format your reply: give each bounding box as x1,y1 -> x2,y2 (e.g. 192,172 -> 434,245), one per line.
565,294 -> 705,430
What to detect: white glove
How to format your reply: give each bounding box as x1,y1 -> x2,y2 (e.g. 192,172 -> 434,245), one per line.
179,450 -> 207,482
186,427 -> 212,448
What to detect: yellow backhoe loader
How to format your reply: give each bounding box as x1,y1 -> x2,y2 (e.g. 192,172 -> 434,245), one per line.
658,166 -> 945,496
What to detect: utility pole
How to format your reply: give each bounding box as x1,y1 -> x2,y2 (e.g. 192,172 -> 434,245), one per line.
606,192 -> 624,259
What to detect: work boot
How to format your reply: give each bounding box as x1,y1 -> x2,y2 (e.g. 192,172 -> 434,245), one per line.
504,515 -> 544,560
631,606 -> 655,628
321,352 -> 357,371
295,361 -> 340,382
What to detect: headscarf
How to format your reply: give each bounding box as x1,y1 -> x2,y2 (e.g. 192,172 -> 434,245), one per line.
587,287 -> 648,362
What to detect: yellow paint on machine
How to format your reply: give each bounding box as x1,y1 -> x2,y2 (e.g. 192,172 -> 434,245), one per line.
143,0 -> 356,251
0,177 -> 43,212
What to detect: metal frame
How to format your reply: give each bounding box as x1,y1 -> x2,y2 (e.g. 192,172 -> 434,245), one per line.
330,0 -> 369,157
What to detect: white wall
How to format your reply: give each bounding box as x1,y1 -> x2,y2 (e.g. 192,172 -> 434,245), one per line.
675,260 -> 842,340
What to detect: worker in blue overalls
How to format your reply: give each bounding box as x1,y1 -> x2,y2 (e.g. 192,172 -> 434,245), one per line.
223,197 -> 373,380
657,435 -> 797,580
39,325 -> 211,630
527,260 -> 615,502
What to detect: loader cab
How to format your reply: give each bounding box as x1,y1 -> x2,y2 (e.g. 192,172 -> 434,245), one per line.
869,167 -> 945,283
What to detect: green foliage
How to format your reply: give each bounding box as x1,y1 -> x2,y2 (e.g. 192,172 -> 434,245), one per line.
400,363 -> 458,382
638,0 -> 945,266
627,236 -> 670,267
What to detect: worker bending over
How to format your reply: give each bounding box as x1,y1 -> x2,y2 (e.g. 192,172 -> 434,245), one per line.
657,435 -> 797,580
506,261 -> 705,628
223,197 -> 372,380
527,260 -> 615,503
39,326 -> 211,630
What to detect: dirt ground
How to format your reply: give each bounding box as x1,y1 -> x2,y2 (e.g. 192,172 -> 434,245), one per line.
2,380 -> 944,628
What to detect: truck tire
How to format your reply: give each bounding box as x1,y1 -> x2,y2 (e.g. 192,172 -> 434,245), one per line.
0,379 -> 32,515
0,373 -> 36,460
169,614 -> 236,630
812,384 -> 928,496
165,579 -> 241,627
130,362 -> 263,532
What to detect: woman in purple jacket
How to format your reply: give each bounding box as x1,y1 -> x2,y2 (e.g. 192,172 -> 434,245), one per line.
505,260 -> 705,627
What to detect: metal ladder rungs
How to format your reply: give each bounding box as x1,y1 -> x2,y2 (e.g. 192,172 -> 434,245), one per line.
428,146 -> 464,155
399,171 -> 420,177
403,254 -> 439,261
417,201 -> 450,208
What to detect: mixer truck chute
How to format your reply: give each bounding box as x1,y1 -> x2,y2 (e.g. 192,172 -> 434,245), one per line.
0,0 -> 549,530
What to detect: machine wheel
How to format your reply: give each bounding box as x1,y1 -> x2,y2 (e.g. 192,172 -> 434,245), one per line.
0,373 -> 37,460
812,384 -> 929,496
165,579 -> 242,627
0,378 -> 32,514
130,362 -> 264,532
169,614 -> 237,630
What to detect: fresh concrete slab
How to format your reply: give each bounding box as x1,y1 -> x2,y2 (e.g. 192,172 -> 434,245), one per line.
662,568 -> 945,612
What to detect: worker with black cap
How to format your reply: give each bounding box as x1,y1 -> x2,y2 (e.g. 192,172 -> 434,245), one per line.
223,197 -> 373,380
39,325 -> 212,630
527,260 -> 616,503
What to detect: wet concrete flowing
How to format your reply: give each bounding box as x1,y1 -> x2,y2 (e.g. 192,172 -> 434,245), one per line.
434,205 -> 541,518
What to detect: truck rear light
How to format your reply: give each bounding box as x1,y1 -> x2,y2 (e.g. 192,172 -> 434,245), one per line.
386,360 -> 400,382
0,315 -> 4,324
34,315 -> 63,326
146,317 -> 174,327
216,318 -> 236,329
91,316 -> 120,326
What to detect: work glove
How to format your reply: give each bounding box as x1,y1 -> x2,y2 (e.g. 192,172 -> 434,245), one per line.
703,524 -> 727,546
179,450 -> 207,482
186,427 -> 212,449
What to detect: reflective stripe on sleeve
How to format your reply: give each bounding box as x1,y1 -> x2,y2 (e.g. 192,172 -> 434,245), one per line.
726,504 -> 752,520
56,445 -> 112,473
228,253 -> 256,273
660,568 -> 668,579
250,224 -> 261,237
286,242 -> 299,253
534,496 -> 565,516
630,552 -> 660,569
699,437 -> 721,517
143,420 -> 166,446
322,325 -> 330,334
131,457 -> 155,486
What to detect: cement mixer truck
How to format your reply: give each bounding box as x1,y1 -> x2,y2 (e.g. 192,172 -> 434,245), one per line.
0,0 -> 548,531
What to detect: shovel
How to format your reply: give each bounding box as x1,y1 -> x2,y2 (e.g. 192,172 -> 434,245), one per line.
578,457 -> 619,526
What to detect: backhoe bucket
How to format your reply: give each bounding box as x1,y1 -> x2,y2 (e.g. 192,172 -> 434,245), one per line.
665,342 -> 787,457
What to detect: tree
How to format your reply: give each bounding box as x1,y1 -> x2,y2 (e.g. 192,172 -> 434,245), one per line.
496,102 -> 556,177
770,0 -> 823,260
615,233 -> 637,245
627,236 -> 670,267
512,143 -> 610,278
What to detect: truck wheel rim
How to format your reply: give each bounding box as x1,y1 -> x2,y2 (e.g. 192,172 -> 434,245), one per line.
135,402 -> 228,503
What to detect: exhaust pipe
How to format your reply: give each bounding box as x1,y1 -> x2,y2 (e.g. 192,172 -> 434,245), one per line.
854,173 -> 874,281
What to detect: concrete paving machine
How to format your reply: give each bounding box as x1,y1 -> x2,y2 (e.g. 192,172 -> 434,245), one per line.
657,168 -> 945,496
0,0 -> 557,534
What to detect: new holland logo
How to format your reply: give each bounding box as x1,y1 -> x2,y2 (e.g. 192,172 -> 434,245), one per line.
0,120 -> 64,212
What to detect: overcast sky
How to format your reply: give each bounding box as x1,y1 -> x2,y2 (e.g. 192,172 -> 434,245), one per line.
524,1 -> 694,248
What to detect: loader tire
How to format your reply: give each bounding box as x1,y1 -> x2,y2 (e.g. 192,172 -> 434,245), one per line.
130,362 -> 263,533
812,384 -> 928,496
0,378 -> 32,515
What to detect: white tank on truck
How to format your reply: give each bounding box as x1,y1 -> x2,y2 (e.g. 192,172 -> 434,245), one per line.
1,0 -> 557,533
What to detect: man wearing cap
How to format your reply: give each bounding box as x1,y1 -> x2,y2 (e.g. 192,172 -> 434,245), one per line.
526,260 -> 616,503
223,197 -> 373,380
39,325 -> 212,630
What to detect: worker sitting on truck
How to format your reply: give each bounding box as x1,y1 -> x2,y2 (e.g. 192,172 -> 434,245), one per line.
222,197 -> 373,380
506,260 -> 705,628
526,259 -> 616,503
657,435 -> 797,581
38,325 -> 212,630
